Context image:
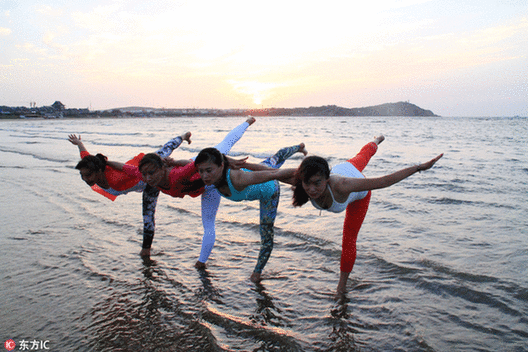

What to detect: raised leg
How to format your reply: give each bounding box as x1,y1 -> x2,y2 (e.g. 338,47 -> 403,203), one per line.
213,117 -> 255,155
347,141 -> 379,172
260,143 -> 307,169
156,133 -> 189,158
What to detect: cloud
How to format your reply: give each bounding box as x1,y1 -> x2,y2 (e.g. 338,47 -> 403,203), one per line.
35,4 -> 64,17
3,0 -> 525,113
16,42 -> 47,56
0,27 -> 12,36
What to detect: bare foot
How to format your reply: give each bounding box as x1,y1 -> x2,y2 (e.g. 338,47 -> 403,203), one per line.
246,116 -> 256,125
334,290 -> 347,301
250,272 -> 261,283
140,248 -> 151,257
195,261 -> 206,269
373,135 -> 385,145
182,132 -> 192,144
336,271 -> 349,296
298,143 -> 308,156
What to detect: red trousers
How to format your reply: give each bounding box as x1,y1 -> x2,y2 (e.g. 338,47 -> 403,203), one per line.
340,142 -> 378,273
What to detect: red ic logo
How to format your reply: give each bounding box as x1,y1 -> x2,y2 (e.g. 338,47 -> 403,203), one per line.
4,339 -> 16,351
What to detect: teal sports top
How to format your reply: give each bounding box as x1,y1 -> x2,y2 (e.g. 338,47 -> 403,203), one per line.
224,169 -> 278,201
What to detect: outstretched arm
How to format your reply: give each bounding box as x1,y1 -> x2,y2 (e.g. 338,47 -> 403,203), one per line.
336,154 -> 443,195
68,134 -> 88,154
224,155 -> 273,171
163,157 -> 192,167
238,162 -> 273,171
231,168 -> 296,191
106,160 -> 125,171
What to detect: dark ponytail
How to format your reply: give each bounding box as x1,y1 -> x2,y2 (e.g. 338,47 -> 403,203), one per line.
76,153 -> 107,172
292,176 -> 309,207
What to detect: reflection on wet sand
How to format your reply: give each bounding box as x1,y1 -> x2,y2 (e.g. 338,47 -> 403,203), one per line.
82,257 -> 218,351
326,295 -> 362,352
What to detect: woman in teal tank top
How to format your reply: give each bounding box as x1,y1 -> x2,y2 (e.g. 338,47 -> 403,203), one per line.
195,144 -> 307,282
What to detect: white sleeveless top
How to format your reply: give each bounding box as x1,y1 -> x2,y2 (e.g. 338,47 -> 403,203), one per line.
310,162 -> 368,213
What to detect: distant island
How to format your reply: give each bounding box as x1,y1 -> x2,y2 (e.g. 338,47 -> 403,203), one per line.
1,101 -> 439,119
243,102 -> 439,117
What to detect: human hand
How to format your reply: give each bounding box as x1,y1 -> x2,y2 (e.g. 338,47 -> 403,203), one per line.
418,154 -> 443,172
68,134 -> 82,145
226,156 -> 249,170
182,132 -> 192,144
195,261 -> 206,269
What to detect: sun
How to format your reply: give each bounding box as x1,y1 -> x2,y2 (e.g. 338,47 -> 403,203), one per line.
228,80 -> 282,106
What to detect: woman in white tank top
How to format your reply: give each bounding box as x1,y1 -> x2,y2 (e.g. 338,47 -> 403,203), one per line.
291,135 -> 443,296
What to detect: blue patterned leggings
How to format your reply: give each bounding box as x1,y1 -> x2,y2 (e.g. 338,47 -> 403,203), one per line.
254,144 -> 303,274
141,136 -> 184,248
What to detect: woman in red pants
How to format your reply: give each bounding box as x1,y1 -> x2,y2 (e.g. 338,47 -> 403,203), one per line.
291,136 -> 442,295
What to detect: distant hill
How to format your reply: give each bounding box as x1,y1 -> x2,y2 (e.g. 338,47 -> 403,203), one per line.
1,101 -> 438,119
249,102 -> 438,117
110,102 -> 438,117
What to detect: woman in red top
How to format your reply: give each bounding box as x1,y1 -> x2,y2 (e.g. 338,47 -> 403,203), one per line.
69,132 -> 191,255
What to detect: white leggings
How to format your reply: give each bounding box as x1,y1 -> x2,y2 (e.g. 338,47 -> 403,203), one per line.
196,120 -> 250,263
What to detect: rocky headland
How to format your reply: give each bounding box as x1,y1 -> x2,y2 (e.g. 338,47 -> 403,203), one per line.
1,101 -> 438,119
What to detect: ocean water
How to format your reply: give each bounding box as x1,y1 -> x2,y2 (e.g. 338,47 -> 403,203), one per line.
0,115 -> 527,352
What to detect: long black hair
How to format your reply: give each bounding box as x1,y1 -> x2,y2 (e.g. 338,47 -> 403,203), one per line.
195,147 -> 230,188
292,156 -> 330,207
75,153 -> 107,172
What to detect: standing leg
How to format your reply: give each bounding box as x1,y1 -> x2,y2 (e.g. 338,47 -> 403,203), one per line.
196,185 -> 221,268
141,184 -> 160,256
337,191 -> 371,294
249,143 -> 305,278
251,182 -> 280,282
335,136 -> 381,292
139,133 -> 188,256
193,118 -> 255,266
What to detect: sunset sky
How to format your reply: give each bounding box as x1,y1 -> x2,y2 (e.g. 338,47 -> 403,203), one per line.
1,0 -> 527,116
